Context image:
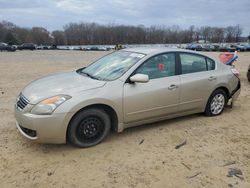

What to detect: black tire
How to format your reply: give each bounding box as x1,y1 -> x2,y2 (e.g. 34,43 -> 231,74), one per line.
67,108 -> 111,148
205,89 -> 227,116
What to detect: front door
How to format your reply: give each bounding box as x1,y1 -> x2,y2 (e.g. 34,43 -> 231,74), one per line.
123,53 -> 180,123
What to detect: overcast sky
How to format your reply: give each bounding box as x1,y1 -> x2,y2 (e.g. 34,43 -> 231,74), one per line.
0,0 -> 250,35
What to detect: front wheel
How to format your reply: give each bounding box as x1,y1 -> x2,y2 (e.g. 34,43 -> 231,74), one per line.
67,108 -> 111,148
205,89 -> 227,116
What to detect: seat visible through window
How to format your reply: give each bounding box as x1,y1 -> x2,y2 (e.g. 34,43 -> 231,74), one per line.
192,61 -> 207,72
180,53 -> 207,74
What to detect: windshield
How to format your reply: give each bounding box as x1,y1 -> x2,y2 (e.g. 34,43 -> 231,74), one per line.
79,51 -> 145,81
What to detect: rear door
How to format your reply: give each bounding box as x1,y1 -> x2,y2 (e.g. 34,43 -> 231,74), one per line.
123,52 -> 180,123
178,52 -> 216,112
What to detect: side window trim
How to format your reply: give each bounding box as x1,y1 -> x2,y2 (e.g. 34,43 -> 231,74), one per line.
176,52 -> 181,75
205,57 -> 216,71
205,57 -> 209,70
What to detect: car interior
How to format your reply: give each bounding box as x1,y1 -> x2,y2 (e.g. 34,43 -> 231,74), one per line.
136,54 -> 176,79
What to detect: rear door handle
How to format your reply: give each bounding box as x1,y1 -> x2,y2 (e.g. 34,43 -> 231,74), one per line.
208,76 -> 216,81
168,84 -> 178,90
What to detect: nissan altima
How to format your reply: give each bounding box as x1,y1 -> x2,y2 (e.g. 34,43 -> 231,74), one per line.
15,48 -> 241,147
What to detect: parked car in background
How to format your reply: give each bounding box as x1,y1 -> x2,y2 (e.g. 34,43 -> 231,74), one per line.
218,44 -> 236,52
89,46 -> 100,51
15,48 -> 241,147
51,44 -> 58,50
186,44 -> 203,51
231,44 -> 247,52
243,44 -> 250,51
36,45 -> 43,50
0,42 -> 16,52
37,45 -> 52,50
202,44 -> 215,51
12,45 -> 18,50
43,46 -> 50,50
247,65 -> 250,82
19,43 -> 36,50
212,44 -> 220,51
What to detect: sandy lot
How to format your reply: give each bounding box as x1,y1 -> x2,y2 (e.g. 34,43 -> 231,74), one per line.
0,50 -> 249,188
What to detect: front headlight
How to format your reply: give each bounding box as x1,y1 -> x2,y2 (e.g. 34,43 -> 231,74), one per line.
31,95 -> 71,115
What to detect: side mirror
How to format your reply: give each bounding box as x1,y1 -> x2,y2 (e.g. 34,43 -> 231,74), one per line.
130,74 -> 149,83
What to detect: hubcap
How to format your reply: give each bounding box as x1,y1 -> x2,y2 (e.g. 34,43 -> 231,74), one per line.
210,94 -> 225,115
76,117 -> 104,142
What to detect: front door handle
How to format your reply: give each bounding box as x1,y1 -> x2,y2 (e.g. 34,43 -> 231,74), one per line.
208,76 -> 216,81
168,84 -> 178,90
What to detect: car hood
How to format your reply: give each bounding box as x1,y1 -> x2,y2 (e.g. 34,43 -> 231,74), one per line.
22,71 -> 106,104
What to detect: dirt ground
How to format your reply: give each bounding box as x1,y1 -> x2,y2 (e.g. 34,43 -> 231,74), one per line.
0,50 -> 249,188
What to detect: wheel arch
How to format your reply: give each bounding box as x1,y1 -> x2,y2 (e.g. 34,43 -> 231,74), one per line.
203,85 -> 230,112
67,103 -> 119,138
204,86 -> 229,116
213,86 -> 230,107
213,86 -> 230,99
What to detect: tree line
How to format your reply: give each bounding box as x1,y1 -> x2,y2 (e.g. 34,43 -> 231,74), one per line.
0,20 -> 248,45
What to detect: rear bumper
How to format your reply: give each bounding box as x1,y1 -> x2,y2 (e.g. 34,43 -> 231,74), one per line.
230,80 -> 241,102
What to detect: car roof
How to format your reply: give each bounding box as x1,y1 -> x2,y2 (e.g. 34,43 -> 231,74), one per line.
0,42 -> 7,45
122,47 -> 204,56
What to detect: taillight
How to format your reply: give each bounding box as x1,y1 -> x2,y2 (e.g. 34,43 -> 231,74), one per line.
231,67 -> 240,77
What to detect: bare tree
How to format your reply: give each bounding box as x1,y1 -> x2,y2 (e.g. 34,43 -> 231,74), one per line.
51,30 -> 66,45
235,24 -> 243,42
0,20 -> 246,45
31,27 -> 52,45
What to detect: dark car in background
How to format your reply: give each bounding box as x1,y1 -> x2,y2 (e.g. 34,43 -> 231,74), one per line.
247,65 -> 250,82
19,43 -> 36,50
0,42 -> 16,52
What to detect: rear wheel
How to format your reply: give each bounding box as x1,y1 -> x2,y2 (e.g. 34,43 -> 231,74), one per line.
205,89 -> 227,116
68,108 -> 111,148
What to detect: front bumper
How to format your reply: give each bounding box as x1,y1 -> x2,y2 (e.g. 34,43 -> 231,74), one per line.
15,106 -> 74,144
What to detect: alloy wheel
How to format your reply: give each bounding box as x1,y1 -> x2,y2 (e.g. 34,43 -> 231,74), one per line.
210,94 -> 225,115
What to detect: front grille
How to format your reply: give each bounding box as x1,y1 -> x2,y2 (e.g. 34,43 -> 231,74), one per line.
17,94 -> 29,110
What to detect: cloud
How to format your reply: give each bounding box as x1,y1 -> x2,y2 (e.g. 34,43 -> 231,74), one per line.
0,0 -> 249,35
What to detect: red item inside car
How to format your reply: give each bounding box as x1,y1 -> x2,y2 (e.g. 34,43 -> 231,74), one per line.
158,63 -> 165,71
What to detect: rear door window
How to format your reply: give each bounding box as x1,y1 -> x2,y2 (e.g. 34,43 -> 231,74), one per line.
180,53 -> 207,74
